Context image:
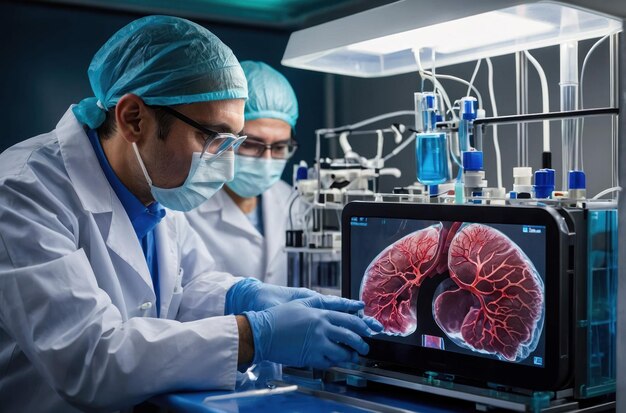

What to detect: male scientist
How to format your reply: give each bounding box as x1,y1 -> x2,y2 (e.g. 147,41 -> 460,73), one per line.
185,61 -> 298,286
0,16 -> 381,412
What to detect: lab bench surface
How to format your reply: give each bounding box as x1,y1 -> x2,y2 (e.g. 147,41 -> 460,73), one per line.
149,375 -> 473,413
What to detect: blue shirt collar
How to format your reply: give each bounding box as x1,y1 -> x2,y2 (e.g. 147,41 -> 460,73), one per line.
86,129 -> 165,239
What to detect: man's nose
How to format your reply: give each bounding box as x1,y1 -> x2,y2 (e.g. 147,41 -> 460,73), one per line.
261,147 -> 273,159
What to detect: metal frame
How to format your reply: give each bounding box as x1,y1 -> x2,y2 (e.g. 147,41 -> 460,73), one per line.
616,25 -> 625,413
329,366 -> 616,412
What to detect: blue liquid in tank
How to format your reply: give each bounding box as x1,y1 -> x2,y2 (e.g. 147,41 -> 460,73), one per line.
416,132 -> 448,185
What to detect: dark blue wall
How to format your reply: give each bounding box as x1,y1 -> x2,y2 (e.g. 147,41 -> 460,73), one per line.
0,1 -> 323,178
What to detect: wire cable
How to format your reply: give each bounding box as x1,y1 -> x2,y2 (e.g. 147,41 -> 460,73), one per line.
486,58 -> 503,189
580,35 -> 610,173
414,54 -> 484,110
430,48 -> 437,94
591,186 -> 622,200
524,50 -> 551,153
383,134 -> 416,162
437,74 -> 483,109
287,191 -> 301,230
318,111 -> 415,136
466,59 -> 482,98
413,49 -> 456,119
581,35 -> 609,110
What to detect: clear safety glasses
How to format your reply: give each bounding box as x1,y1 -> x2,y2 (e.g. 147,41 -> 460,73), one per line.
151,105 -> 247,158
236,138 -> 299,159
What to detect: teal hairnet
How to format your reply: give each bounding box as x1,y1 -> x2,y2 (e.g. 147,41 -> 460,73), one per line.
241,61 -> 298,129
73,15 -> 248,129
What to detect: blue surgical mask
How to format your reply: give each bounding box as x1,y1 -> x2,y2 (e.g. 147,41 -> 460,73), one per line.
227,156 -> 287,198
132,143 -> 234,211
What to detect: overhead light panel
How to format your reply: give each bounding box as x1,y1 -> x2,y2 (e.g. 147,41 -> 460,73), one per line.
346,11 -> 553,55
282,0 -> 622,77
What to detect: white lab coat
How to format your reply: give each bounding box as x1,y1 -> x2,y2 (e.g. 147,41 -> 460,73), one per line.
185,181 -> 293,285
0,107 -> 243,412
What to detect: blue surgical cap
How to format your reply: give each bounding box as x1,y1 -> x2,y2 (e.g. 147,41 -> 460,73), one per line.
73,15 -> 248,129
241,61 -> 298,129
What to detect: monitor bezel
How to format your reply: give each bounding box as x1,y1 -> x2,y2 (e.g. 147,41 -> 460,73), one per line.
342,202 -> 571,390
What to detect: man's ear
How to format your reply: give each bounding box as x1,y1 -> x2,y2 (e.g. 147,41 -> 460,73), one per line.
115,94 -> 151,144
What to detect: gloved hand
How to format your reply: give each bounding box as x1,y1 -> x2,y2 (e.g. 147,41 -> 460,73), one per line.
244,295 -> 384,369
226,277 -> 320,314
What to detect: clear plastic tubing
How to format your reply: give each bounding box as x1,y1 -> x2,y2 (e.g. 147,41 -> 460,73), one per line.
515,52 -> 529,167
560,41 -> 580,189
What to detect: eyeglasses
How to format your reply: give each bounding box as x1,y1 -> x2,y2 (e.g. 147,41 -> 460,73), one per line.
150,105 -> 247,158
237,138 -> 299,159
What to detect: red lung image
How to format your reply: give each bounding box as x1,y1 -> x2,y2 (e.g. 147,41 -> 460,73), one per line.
359,222 -> 458,336
434,223 -> 544,361
359,221 -> 544,362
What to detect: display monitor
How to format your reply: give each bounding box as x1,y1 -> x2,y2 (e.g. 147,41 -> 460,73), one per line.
342,202 -> 571,390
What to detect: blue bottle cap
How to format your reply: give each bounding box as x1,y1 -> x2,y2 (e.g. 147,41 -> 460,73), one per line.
534,170 -> 548,186
568,170 -> 586,190
296,165 -> 308,181
424,93 -> 436,110
509,191 -> 518,199
462,151 -> 483,171
461,97 -> 477,120
429,184 -> 438,195
534,169 -> 555,199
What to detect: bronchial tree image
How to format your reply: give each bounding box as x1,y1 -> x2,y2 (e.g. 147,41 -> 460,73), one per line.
433,223 -> 544,362
359,221 -> 544,363
359,222 -> 460,336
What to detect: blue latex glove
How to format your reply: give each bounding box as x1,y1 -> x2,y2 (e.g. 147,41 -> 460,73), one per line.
226,278 -> 320,314
244,296 -> 384,369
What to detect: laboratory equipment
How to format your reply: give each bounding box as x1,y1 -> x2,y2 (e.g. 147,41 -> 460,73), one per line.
459,96 -> 477,151
569,170 -> 587,200
534,169 -> 556,199
513,166 -> 533,196
342,201 -> 617,408
462,150 -> 487,201
416,93 -> 449,185
282,1 -> 621,78
281,1 -> 622,410
285,113 -> 422,295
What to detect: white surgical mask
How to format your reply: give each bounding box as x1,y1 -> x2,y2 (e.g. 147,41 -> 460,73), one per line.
227,156 -> 287,198
132,142 -> 234,211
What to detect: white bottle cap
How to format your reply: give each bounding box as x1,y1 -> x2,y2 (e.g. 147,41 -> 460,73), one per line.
513,167 -> 533,186
513,184 -> 534,195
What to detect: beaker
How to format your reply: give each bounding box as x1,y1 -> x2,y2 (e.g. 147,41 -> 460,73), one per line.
416,132 -> 449,185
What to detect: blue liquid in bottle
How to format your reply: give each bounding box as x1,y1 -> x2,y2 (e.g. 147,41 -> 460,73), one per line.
416,132 -> 448,185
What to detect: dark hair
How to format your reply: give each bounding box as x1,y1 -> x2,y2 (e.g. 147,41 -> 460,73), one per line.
97,106 -> 173,140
